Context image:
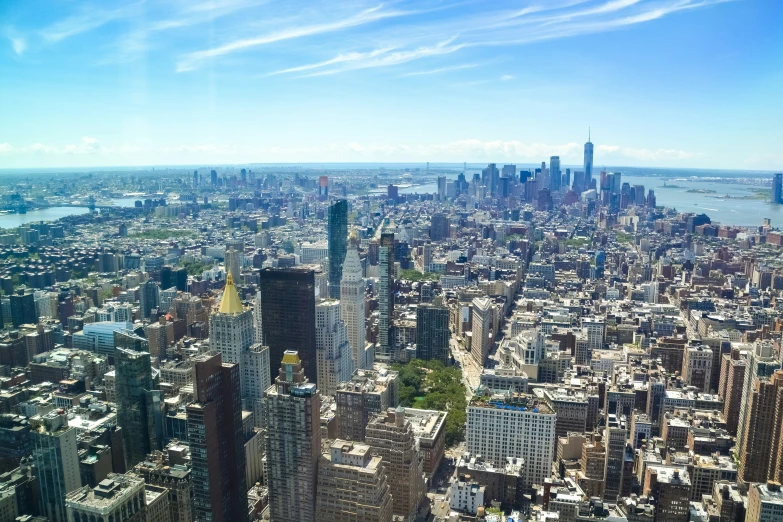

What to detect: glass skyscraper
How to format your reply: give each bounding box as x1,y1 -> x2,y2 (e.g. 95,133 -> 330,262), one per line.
328,199 -> 348,299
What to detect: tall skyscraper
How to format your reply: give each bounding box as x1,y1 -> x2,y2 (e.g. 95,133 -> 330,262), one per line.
377,233 -> 395,360
263,351 -> 321,522
603,414 -> 627,501
315,440 -> 394,522
187,352 -> 248,522
415,302 -> 450,365
210,273 -> 269,411
482,163 -> 499,197
738,370 -> 783,485
341,242 -> 368,370
259,267 -> 317,383
328,199 -> 348,299
315,300 -> 355,396
437,176 -> 447,201
584,131 -> 594,188
549,156 -> 561,192
139,279 -> 160,319
737,342 -> 780,463
115,346 -> 160,469
224,247 -> 242,283
429,213 -> 450,241
31,410 -> 83,522
773,173 -> 783,204
366,408 -> 426,522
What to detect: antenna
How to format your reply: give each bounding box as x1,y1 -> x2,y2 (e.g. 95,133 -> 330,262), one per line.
589,127 -> 591,142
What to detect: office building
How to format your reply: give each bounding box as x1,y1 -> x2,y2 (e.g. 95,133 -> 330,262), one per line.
65,473 -> 146,522
115,347 -> 159,469
415,302 -> 450,364
31,411 -> 83,522
132,443 -> 193,522
550,156 -> 561,192
263,351 -> 321,522
377,233 -> 395,360
471,297 -> 492,367
747,481 -> 783,522
259,267 -> 317,383
336,367 -> 399,441
187,353 -> 247,522
315,300 -> 355,396
341,242 -> 369,370
315,440 -> 393,522
430,213 -> 450,241
603,415 -> 628,502
9,292 -> 36,328
584,133 -> 594,187
224,247 -> 242,283
139,280 -> 159,319
739,371 -> 783,484
328,199 -> 348,299
466,391 -> 556,487
773,173 -> 783,204
210,273 -> 269,411
682,345 -> 713,392
642,465 -> 691,522
365,408 -> 426,522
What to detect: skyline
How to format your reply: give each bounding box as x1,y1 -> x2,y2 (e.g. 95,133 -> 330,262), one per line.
2,0 -> 782,170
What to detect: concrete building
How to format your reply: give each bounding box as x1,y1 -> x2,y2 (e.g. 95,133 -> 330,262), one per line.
365,408 -> 426,522
336,367 -> 399,442
341,243 -> 369,369
31,411 -> 83,522
643,465 -> 691,522
405,407 -> 447,478
187,353 -> 247,522
315,440 -> 393,522
65,474 -> 146,522
131,443 -> 192,522
377,233 -> 395,360
682,346 -> 713,393
466,390 -> 556,486
263,351 -> 321,522
471,297 -> 493,367
450,475 -> 486,515
747,481 -> 783,522
209,274 -> 269,412
315,300 -> 355,397
415,303 -> 450,365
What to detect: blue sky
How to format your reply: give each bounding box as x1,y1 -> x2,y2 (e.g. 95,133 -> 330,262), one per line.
1,0 -> 781,170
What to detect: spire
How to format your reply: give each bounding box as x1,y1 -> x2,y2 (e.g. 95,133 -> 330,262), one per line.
218,272 -> 243,314
588,126 -> 591,143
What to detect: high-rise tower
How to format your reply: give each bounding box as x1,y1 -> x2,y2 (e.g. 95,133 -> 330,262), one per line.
415,302 -> 450,365
115,346 -> 160,469
584,130 -> 594,188
263,351 -> 322,522
341,242 -> 368,369
315,300 -> 355,396
328,199 -> 348,299
210,273 -> 269,412
377,233 -> 395,361
549,156 -> 561,192
187,352 -> 248,522
773,173 -> 783,204
31,411 -> 83,522
259,267 -> 317,383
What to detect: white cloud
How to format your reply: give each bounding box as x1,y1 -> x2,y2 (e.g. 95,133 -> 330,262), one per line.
399,63 -> 479,77
177,5 -> 419,72
40,3 -> 142,43
9,36 -> 25,55
500,74 -> 514,80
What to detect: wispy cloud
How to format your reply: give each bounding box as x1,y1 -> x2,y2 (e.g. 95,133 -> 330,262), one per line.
400,63 -> 479,77
177,5 -> 419,72
9,36 -> 25,55
500,74 -> 514,80
40,3 -> 142,43
272,36 -> 467,77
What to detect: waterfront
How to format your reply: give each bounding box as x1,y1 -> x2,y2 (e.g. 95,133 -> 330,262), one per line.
0,198 -> 139,229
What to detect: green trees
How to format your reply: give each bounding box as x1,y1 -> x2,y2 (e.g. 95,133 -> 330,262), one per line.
392,359 -> 467,446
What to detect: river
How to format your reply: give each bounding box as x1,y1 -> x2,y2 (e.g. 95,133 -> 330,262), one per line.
0,198 -> 140,229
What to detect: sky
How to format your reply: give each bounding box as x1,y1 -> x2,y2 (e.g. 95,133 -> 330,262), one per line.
1,0 -> 781,170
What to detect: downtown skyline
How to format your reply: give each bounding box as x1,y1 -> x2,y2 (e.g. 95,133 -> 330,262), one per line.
1,0 -> 782,170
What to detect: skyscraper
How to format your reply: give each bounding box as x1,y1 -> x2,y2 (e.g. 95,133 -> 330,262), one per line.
549,156 -> 561,192
773,173 -> 783,204
263,351 -> 321,522
139,280 -> 160,319
365,408 -> 426,522
210,273 -> 269,411
738,370 -> 783,485
315,300 -> 355,396
259,267 -> 317,383
115,346 -> 160,469
377,233 -> 395,360
341,242 -> 368,370
315,440 -> 394,522
224,247 -> 242,283
31,410 -> 83,522
584,131 -> 594,188
429,213 -> 450,242
415,302 -> 450,365
328,199 -> 348,299
187,352 -> 248,522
